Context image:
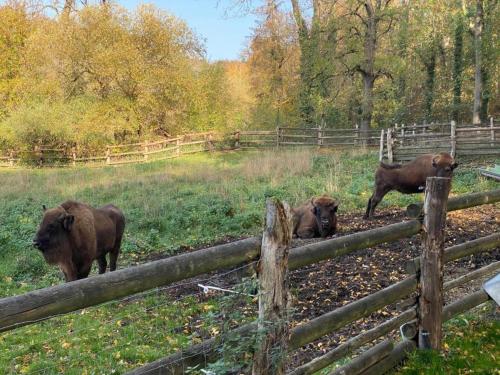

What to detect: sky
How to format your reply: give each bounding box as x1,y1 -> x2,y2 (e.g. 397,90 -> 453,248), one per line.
119,0 -> 260,61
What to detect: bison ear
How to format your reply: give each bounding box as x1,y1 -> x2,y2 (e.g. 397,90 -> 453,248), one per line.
62,214 -> 75,231
42,204 -> 47,212
451,161 -> 459,170
333,201 -> 339,213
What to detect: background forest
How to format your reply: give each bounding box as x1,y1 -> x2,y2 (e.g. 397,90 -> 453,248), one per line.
0,0 -> 498,153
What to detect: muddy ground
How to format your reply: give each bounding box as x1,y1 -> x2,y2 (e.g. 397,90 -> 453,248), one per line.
160,204 -> 499,370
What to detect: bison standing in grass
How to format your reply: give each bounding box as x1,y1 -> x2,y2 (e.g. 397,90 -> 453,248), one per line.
33,200 -> 125,282
292,195 -> 339,239
364,152 -> 458,219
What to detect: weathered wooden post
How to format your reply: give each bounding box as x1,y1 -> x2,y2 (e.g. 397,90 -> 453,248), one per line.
106,146 -> 111,165
491,117 -> 495,146
71,147 -> 77,167
176,138 -> 181,157
386,129 -> 394,163
235,131 -> 241,149
9,150 -> 14,167
418,177 -> 451,350
252,198 -> 292,375
144,141 -> 149,161
450,121 -> 456,158
379,129 -> 385,162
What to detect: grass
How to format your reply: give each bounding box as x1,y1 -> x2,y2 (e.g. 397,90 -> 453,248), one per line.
0,148 -> 497,374
395,305 -> 499,375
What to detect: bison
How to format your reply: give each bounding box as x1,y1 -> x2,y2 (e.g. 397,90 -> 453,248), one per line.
292,195 -> 339,239
33,200 -> 125,282
364,152 -> 458,219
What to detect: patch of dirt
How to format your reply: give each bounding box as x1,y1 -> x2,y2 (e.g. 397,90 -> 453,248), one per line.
155,204 -> 500,369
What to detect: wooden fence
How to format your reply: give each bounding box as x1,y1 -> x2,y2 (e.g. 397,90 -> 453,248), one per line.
238,126 -> 383,149
0,187 -> 499,374
381,118 -> 500,163
0,132 -> 224,168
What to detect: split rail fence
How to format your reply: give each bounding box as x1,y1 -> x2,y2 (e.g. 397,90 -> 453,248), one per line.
0,187 -> 499,374
380,118 -> 500,163
0,132 -> 221,168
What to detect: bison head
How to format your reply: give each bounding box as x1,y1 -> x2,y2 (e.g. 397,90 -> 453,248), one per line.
432,153 -> 458,178
33,206 -> 74,253
311,196 -> 339,238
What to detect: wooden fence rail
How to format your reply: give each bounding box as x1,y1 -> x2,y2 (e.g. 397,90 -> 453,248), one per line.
382,118 -> 499,162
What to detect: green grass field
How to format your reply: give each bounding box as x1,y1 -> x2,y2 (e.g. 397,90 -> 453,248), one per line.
0,149 -> 497,374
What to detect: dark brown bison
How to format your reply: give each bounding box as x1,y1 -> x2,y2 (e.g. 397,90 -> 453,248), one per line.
33,200 -> 125,282
292,195 -> 339,239
364,152 -> 458,219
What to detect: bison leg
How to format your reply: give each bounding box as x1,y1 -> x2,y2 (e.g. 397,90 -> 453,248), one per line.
60,262 -> 78,282
97,255 -> 107,274
366,186 -> 391,219
76,260 -> 93,280
109,237 -> 123,272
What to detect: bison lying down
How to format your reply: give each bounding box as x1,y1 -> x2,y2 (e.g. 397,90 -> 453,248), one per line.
292,195 -> 339,239
364,152 -> 458,219
33,200 -> 125,282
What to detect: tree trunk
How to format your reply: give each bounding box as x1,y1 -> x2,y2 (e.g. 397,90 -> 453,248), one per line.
361,74 -> 375,139
424,51 -> 436,122
452,15 -> 464,121
472,0 -> 483,125
360,2 -> 377,139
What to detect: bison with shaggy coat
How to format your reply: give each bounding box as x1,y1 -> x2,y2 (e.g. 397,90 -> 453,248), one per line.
364,152 -> 458,219
292,196 -> 339,239
33,200 -> 125,282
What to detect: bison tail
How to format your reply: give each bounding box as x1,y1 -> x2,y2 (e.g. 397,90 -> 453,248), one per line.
380,161 -> 402,169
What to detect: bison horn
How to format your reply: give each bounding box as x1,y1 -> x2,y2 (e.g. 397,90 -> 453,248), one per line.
42,204 -> 47,211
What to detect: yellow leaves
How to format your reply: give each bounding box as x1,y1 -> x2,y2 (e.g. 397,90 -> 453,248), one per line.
202,304 -> 214,312
4,276 -> 12,283
114,351 -> 121,359
61,341 -> 71,349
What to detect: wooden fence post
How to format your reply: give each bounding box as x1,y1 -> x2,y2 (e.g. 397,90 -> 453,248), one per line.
235,131 -> 241,149
71,147 -> 77,167
106,146 -> 111,165
144,141 -> 149,161
450,121 -> 456,158
491,117 -> 495,146
252,198 -> 292,375
9,150 -> 14,167
379,129 -> 385,162
176,138 -> 181,157
317,123 -> 323,148
276,127 -> 280,148
386,129 -> 394,163
418,177 -> 451,350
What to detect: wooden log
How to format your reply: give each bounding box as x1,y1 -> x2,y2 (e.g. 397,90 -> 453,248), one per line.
406,188 -> 500,218
252,199 -> 292,375
289,309 -> 416,375
0,237 -> 262,332
418,177 -> 451,350
450,120 -> 456,158
444,261 -> 500,292
289,276 -> 417,349
387,129 -> 394,163
289,220 -> 421,270
379,129 -> 385,161
358,340 -> 416,375
329,340 -> 393,375
442,289 -> 490,322
406,232 -> 500,274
